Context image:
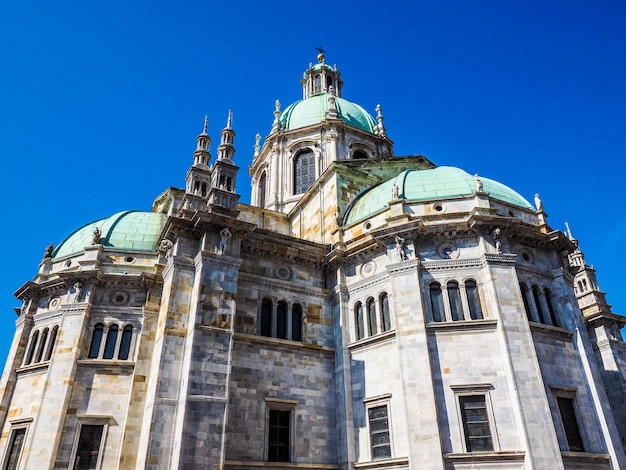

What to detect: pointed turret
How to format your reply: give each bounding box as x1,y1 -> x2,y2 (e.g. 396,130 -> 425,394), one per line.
207,111 -> 240,216
185,117 -> 213,203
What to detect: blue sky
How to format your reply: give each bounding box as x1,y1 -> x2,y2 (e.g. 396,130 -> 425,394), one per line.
0,1 -> 625,364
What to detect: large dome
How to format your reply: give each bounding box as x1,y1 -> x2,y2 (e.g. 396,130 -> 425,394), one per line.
53,210 -> 167,259
345,166 -> 534,225
280,93 -> 378,133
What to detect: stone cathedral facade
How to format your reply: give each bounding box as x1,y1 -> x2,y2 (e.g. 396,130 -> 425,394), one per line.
1,53 -> 626,470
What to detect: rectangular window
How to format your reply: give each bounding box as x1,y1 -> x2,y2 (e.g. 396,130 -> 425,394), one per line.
73,424 -> 104,470
557,397 -> 585,452
368,405 -> 391,460
4,427 -> 26,470
268,410 -> 290,462
459,395 -> 493,452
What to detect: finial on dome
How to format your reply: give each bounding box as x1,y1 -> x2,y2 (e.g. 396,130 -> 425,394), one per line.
254,133 -> 261,158
375,104 -> 386,137
271,100 -> 282,133
203,115 -> 208,134
565,221 -> 574,240
316,46 -> 326,63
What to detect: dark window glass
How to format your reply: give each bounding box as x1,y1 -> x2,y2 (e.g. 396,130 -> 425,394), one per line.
313,75 -> 321,94
25,330 -> 39,365
45,326 -> 59,361
260,299 -> 272,337
353,150 -> 367,159
448,281 -> 463,321
291,304 -> 302,341
532,286 -> 546,323
355,303 -> 364,340
35,328 -> 49,363
103,325 -> 118,360
459,395 -> 493,452
5,427 -> 26,470
520,284 -> 533,321
258,172 -> 267,208
293,150 -> 315,194
368,405 -> 391,460
268,410 -> 290,462
430,283 -> 444,322
380,293 -> 391,332
367,298 -> 377,336
73,424 -> 104,470
465,280 -> 483,320
557,397 -> 585,452
118,325 -> 133,360
276,301 -> 288,339
88,324 -> 104,359
544,289 -> 559,327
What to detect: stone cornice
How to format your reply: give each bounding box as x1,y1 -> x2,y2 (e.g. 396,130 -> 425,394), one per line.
237,272 -> 327,298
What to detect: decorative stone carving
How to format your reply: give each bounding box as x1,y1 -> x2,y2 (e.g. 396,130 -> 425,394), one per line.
395,235 -> 407,261
43,243 -> 54,260
492,227 -> 502,253
73,281 -> 84,302
92,227 -> 102,245
219,228 -> 232,255
474,174 -> 483,192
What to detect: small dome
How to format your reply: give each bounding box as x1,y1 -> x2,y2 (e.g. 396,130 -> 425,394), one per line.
280,94 -> 378,133
53,210 -> 167,259
345,166 -> 534,225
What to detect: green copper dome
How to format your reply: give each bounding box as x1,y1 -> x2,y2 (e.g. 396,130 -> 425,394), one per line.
345,166 -> 534,225
53,210 -> 167,259
280,93 -> 378,133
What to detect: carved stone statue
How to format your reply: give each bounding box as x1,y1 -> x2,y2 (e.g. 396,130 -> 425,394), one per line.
73,281 -> 83,302
492,227 -> 502,253
474,174 -> 483,192
43,243 -> 54,259
92,227 -> 102,245
534,193 -> 544,212
391,183 -> 399,199
395,235 -> 406,261
219,228 -> 232,255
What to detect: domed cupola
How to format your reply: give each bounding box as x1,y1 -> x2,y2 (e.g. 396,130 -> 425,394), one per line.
301,49 -> 344,98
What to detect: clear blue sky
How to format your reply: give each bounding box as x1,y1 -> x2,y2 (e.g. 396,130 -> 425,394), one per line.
1,1 -> 625,364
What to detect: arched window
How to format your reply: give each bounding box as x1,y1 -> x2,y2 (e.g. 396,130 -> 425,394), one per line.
277,301 -> 288,339
447,281 -> 463,321
293,150 -> 315,195
353,150 -> 367,159
35,328 -> 49,363
45,326 -> 59,361
292,304 -> 303,341
314,75 -> 321,94
103,325 -> 118,359
258,172 -> 267,208
88,324 -> 104,358
520,284 -> 532,321
430,283 -> 444,322
380,293 -> 391,332
465,280 -> 483,320
260,299 -> 272,337
532,286 -> 545,324
25,330 -> 39,365
355,302 -> 364,340
367,298 -> 377,336
118,325 -> 133,360
326,75 -> 333,90
544,288 -> 559,327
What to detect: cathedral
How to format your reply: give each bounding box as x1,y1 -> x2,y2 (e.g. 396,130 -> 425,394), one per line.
1,53 -> 626,470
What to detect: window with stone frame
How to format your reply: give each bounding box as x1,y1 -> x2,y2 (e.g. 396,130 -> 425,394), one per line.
86,322 -> 135,360
465,280 -> 483,320
364,394 -> 393,461
265,398 -> 297,463
366,297 -> 377,336
428,279 -> 485,323
22,325 -> 60,367
452,384 -> 496,453
259,298 -> 305,342
554,393 -> 585,452
293,149 -> 315,195
355,302 -> 365,340
429,282 -> 445,322
2,422 -> 29,470
70,420 -> 108,470
379,292 -> 391,332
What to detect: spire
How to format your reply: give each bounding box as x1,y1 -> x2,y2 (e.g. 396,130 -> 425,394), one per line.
194,116 -> 211,166
271,100 -> 281,134
217,110 -> 236,161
